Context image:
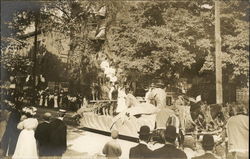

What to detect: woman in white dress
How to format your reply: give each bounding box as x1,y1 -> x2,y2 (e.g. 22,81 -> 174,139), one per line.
116,87 -> 127,113
12,107 -> 39,159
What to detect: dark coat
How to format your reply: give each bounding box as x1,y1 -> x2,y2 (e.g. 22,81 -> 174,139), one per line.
152,144 -> 187,159
35,121 -> 51,156
129,143 -> 153,159
192,153 -> 219,159
1,108 -> 21,156
49,118 -> 67,156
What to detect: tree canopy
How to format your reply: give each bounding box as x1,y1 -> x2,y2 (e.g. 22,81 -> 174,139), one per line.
1,0 -> 249,88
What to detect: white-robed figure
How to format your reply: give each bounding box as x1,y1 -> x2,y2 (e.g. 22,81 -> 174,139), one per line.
38,90 -> 44,106
13,107 -> 39,159
116,87 -> 127,113
146,82 -> 166,108
54,93 -> 58,108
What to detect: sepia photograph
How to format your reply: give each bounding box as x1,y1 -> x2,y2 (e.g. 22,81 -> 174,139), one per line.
0,0 -> 249,159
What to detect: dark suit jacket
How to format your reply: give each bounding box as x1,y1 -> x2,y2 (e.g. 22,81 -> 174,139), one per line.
192,153 -> 219,159
129,143 -> 153,159
49,118 -> 67,156
153,144 -> 187,159
35,121 -> 51,156
1,108 -> 21,155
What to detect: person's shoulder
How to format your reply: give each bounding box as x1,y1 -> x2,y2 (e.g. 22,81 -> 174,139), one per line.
39,121 -> 50,126
192,153 -> 220,159
192,155 -> 202,159
50,118 -> 60,124
153,145 -> 165,153
130,143 -> 143,150
105,140 -> 120,148
175,148 -> 187,155
24,117 -> 36,122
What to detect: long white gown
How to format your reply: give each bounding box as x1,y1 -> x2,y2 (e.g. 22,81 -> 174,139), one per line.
12,118 -> 39,159
116,88 -> 127,113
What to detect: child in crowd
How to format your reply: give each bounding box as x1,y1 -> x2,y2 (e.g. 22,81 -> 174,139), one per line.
102,130 -> 122,159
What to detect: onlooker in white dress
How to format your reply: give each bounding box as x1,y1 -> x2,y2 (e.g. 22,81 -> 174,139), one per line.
12,108 -> 39,159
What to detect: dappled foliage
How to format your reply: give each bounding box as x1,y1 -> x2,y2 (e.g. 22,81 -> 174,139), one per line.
2,0 -> 249,89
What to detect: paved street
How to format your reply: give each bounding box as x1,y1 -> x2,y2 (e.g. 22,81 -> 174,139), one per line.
63,126 -> 137,159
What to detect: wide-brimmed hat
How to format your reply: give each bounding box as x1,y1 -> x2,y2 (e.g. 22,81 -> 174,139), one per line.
138,125 -> 150,135
165,125 -> 178,140
22,107 -> 37,116
202,134 -> 214,147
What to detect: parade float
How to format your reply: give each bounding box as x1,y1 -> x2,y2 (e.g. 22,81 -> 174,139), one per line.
76,93 -> 204,140
74,54 -> 227,144
75,90 -> 227,145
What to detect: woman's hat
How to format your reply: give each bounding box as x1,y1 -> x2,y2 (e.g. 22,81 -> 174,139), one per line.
138,125 -> 150,135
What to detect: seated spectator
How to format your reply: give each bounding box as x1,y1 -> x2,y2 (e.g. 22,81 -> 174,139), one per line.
192,134 -> 220,159
153,125 -> 187,159
102,130 -> 122,159
129,125 -> 153,159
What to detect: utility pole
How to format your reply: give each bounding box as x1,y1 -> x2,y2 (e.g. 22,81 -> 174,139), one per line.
32,12 -> 39,104
215,0 -> 223,104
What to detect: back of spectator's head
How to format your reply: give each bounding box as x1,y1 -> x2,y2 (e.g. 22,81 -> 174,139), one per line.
202,134 -> 214,151
43,112 -> 52,121
165,125 -> 178,143
111,130 -> 119,139
138,125 -> 151,142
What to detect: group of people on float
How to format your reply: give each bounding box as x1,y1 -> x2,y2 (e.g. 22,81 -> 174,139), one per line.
0,100 -> 67,159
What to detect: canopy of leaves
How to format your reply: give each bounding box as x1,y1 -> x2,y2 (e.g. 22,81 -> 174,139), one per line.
106,1 -> 249,86
2,0 -> 249,87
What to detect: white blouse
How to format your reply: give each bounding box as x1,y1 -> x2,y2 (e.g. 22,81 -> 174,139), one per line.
17,118 -> 38,130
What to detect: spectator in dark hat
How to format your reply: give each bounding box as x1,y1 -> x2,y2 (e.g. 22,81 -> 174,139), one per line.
129,125 -> 153,159
35,112 -> 52,157
49,109 -> 67,158
153,125 -> 187,159
103,130 -> 122,159
192,134 -> 220,159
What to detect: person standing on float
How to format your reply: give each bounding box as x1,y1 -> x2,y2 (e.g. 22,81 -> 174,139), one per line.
116,85 -> 127,113
147,82 -> 167,108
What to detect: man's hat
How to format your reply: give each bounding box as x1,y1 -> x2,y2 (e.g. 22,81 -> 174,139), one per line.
202,134 -> 214,147
58,109 -> 66,114
59,109 -> 66,113
165,125 -> 178,140
138,125 -> 150,135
